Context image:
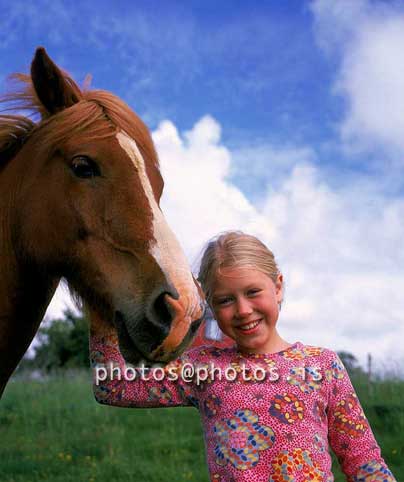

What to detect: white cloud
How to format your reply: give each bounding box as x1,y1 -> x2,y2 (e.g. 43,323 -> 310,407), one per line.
311,0 -> 404,156
43,283 -> 78,320
45,115 -> 404,372
262,162 -> 404,367
230,144 -> 317,203
310,0 -> 370,56
153,116 -> 278,262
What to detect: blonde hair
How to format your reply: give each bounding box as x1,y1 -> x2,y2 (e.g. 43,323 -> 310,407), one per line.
198,231 -> 282,304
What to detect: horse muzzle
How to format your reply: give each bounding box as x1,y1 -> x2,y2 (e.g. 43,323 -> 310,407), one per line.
113,293 -> 205,365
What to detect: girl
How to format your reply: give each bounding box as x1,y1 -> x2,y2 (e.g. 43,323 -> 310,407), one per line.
90,231 -> 396,481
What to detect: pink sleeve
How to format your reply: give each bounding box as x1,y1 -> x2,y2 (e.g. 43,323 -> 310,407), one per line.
90,333 -> 197,409
326,352 -> 396,481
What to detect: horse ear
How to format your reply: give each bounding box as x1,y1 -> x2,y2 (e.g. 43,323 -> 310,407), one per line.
31,47 -> 81,115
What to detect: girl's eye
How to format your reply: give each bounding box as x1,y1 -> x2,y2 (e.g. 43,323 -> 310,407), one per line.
70,155 -> 101,179
216,297 -> 233,306
247,289 -> 261,297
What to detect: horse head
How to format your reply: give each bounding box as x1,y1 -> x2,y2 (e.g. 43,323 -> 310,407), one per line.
0,48 -> 204,385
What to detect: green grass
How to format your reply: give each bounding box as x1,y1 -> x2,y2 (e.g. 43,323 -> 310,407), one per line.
0,372 -> 208,482
0,371 -> 403,481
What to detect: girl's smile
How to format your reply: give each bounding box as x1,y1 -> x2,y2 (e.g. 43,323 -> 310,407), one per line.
211,267 -> 289,354
236,318 -> 262,333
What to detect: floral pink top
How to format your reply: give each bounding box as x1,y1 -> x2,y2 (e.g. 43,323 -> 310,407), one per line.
91,334 -> 395,482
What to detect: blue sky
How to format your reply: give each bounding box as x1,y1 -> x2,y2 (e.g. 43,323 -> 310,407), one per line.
2,0 -> 404,369
0,1 -> 346,162
1,1 -> 400,182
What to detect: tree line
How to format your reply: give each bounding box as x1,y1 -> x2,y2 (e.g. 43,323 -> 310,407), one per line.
20,310 -> 365,377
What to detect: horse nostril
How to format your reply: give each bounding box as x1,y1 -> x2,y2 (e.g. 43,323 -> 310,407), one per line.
151,292 -> 174,327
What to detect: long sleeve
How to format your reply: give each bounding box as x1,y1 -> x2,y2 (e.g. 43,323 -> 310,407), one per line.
90,331 -> 196,409
326,353 -> 396,481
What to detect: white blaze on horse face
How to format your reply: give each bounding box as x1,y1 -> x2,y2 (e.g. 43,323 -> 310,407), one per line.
116,131 -> 201,318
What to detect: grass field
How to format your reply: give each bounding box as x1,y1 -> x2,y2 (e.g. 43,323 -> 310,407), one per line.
1,371 -> 403,481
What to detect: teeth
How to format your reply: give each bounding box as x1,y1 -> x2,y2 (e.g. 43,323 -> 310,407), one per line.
239,320 -> 260,331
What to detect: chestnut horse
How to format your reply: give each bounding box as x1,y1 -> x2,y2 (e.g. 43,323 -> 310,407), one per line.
0,48 -> 204,398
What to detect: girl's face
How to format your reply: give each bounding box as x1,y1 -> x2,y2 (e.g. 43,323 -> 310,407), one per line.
211,267 -> 283,354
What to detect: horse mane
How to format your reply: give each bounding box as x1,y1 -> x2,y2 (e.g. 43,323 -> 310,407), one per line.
0,72 -> 158,169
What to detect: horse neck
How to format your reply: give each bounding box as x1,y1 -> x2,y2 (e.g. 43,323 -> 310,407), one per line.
0,165 -> 59,396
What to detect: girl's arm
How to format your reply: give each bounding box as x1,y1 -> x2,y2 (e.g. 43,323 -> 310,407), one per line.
90,330 -> 196,409
326,352 -> 396,481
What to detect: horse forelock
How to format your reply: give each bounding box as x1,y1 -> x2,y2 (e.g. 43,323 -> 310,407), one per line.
0,72 -> 159,171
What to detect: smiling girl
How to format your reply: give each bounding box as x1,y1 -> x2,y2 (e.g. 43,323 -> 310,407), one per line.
91,231 -> 396,481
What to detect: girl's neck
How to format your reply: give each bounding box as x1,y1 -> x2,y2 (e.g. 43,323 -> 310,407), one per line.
236,331 -> 292,356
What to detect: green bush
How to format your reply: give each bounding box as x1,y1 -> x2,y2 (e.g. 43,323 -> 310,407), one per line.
27,310 -> 89,371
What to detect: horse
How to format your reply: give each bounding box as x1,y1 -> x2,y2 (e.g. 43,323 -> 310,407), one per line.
0,47 -> 204,398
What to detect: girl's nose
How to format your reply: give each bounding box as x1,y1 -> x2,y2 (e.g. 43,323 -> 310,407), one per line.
235,297 -> 253,318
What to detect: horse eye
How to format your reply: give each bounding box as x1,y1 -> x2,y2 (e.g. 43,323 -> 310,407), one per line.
70,156 -> 101,179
